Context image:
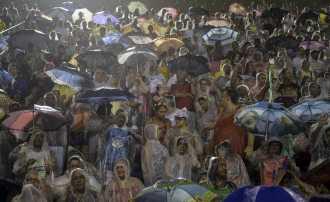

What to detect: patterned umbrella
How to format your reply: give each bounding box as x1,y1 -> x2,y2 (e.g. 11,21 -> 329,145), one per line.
290,99 -> 330,123
154,38 -> 184,53
72,8 -> 93,23
93,11 -> 119,25
128,1 -> 148,15
203,27 -> 238,46
224,186 -> 306,202
206,20 -> 231,27
235,102 -> 304,138
118,47 -> 158,67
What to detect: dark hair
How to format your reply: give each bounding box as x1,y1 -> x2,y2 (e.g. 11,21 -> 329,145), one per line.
225,87 -> 240,105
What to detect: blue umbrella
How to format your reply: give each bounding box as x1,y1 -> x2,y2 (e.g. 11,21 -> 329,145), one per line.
290,99 -> 330,123
93,11 -> 120,25
76,88 -> 135,104
135,187 -> 168,202
102,32 -> 132,48
202,27 -> 238,46
45,67 -> 93,91
235,102 -> 304,138
225,186 -> 306,202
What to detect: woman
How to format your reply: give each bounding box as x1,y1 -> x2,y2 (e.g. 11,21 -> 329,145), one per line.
62,168 -> 99,202
103,159 -> 144,202
249,72 -> 268,101
141,124 -> 169,186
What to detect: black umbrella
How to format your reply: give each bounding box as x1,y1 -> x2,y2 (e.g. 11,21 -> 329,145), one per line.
76,88 -> 135,104
297,10 -> 319,24
8,29 -> 50,51
77,49 -> 118,73
265,35 -> 299,51
134,187 -> 168,202
189,7 -> 209,17
168,54 -> 209,77
261,7 -> 289,19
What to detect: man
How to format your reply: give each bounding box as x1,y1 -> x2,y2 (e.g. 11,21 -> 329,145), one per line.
104,159 -> 143,202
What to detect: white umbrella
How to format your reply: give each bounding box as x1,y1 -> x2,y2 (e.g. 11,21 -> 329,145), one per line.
128,1 -> 148,15
72,8 -> 93,23
202,27 -> 238,46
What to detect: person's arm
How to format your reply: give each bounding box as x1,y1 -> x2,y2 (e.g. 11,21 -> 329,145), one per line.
244,132 -> 255,157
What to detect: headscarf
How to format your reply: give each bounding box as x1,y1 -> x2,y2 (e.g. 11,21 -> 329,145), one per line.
113,158 -> 130,181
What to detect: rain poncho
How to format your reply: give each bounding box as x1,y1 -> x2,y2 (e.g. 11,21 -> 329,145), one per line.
141,124 -> 169,186
12,184 -> 47,202
104,159 -> 144,202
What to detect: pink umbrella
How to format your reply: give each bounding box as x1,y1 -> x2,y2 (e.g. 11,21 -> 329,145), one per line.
300,41 -> 325,50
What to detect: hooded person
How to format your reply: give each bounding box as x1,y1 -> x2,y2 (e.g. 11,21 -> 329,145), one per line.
164,136 -> 200,180
60,168 -> 99,202
103,158 -> 144,202
141,124 -> 169,186
11,184 -> 47,202
209,140 -> 250,188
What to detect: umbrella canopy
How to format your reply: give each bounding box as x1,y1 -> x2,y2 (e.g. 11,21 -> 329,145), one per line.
45,66 -> 93,91
62,1 -> 76,12
77,49 -> 118,72
265,35 -> 299,51
157,8 -> 179,19
93,11 -> 119,25
102,32 -> 132,47
203,27 -> 238,46
128,1 -> 148,15
261,8 -> 289,19
2,106 -> 67,139
134,187 -> 168,202
189,7 -> 209,17
128,35 -> 154,45
235,102 -> 304,138
168,54 -> 209,77
170,184 -> 218,202
118,47 -> 158,67
229,3 -> 247,16
300,41 -> 325,51
154,38 -> 184,53
72,8 -> 93,23
224,186 -> 306,202
8,29 -> 49,51
76,88 -> 135,104
290,99 -> 330,123
206,19 -> 231,27
47,7 -> 70,21
193,25 -> 215,38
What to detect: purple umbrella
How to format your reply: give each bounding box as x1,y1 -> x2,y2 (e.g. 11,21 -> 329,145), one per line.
93,11 -> 120,25
300,41 -> 325,51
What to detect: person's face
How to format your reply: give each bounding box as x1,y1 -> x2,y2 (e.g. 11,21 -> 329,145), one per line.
33,132 -> 44,150
116,116 -> 126,127
8,65 -> 17,77
69,159 -> 83,172
25,173 -> 41,189
44,94 -> 56,107
258,74 -> 266,86
175,117 -> 186,128
178,142 -> 188,155
310,85 -> 321,97
223,65 -> 231,76
200,80 -> 209,91
157,106 -> 167,119
268,142 -> 282,155
71,171 -> 86,192
198,98 -> 208,111
116,164 -> 126,180
217,144 -> 230,159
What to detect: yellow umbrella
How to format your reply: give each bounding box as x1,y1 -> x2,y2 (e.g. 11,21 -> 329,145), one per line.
206,19 -> 231,27
229,3 -> 247,16
154,38 -> 184,53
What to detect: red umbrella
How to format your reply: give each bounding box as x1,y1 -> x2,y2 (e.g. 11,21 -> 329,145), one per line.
2,106 -> 67,139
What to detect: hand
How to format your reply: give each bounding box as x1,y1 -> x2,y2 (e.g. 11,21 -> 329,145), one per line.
244,146 -> 254,157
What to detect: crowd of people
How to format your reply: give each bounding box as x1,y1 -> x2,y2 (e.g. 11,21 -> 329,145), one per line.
0,0 -> 330,202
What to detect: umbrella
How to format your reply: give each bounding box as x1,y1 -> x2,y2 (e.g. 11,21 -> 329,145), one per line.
72,8 -> 93,23
235,102 -> 304,138
189,7 -> 209,17
134,187 -> 168,202
8,29 -> 49,51
128,35 -> 154,45
45,66 -> 93,91
229,3 -> 247,16
300,41 -> 325,51
170,184 -> 218,202
118,47 -> 158,68
62,1 -> 76,12
261,8 -> 289,20
193,25 -> 215,38
47,7 -> 70,21
206,19 -> 231,27
297,10 -> 319,24
2,106 -> 67,139
154,38 -> 184,53
102,32 -> 132,47
77,49 -> 118,72
93,11 -> 120,25
289,99 -> 330,123
265,35 -> 299,51
202,27 -> 238,46
76,88 -> 135,104
224,186 -> 306,202
128,1 -> 148,15
168,54 -> 209,77
157,8 -> 179,19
